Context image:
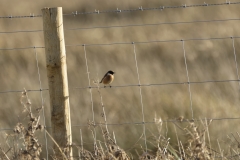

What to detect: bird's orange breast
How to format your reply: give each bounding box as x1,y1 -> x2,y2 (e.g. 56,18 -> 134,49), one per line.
102,74 -> 114,84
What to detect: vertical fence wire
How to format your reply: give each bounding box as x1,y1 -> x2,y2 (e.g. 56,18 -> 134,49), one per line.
79,129 -> 83,160
132,42 -> 147,153
231,38 -> 240,90
83,45 -> 97,154
34,47 -> 48,160
182,40 -> 194,119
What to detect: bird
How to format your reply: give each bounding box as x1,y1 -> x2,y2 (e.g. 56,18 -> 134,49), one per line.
100,70 -> 115,88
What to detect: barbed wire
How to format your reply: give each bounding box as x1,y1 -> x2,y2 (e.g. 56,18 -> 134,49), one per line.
0,46 -> 44,50
65,1 -> 239,16
0,1 -> 238,19
1,18 -> 240,34
1,117 -> 240,132
0,14 -> 42,19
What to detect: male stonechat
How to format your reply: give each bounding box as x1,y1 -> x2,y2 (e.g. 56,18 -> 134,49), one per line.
100,70 -> 115,88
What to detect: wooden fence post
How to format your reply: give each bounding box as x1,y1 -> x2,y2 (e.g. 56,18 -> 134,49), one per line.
41,7 -> 72,159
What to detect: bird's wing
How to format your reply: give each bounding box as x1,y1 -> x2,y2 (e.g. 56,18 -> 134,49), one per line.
100,72 -> 108,83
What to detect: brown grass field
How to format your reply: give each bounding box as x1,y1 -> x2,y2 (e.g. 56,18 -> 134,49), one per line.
1,0 -> 240,159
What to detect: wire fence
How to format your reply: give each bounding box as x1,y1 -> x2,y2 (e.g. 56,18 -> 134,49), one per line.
1,18 -> 240,34
1,37 -> 240,122
0,1 -> 239,19
1,1 -> 240,159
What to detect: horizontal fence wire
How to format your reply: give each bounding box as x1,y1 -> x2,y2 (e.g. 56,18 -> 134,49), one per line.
0,46 -> 44,50
64,1 -> 239,16
67,36 -> 240,47
0,29 -> 43,34
0,88 -> 48,94
0,36 -> 240,51
64,18 -> 240,31
70,155 -> 235,159
1,18 -> 240,34
0,79 -> 240,94
0,14 -> 42,19
0,1 -> 239,19
1,117 -> 240,132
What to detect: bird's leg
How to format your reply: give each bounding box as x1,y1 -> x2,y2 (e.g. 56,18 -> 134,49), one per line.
110,85 -> 112,88
104,86 -> 106,88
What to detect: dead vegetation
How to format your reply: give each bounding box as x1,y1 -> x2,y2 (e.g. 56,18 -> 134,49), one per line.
0,89 -> 43,160
1,90 -> 240,160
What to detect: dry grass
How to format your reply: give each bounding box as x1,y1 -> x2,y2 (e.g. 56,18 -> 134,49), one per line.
1,91 -> 240,159
1,90 -> 43,160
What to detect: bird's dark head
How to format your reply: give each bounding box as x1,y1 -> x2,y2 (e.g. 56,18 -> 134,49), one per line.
108,70 -> 115,75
